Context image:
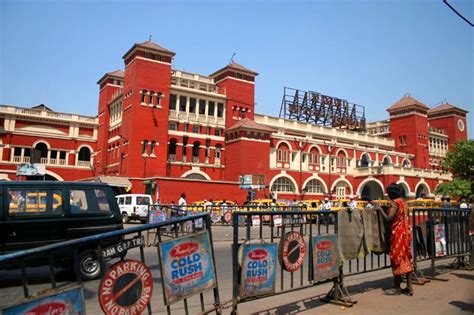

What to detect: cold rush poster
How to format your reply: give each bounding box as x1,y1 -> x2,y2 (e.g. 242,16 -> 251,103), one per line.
159,231 -> 217,305
312,234 -> 340,281
240,243 -> 277,298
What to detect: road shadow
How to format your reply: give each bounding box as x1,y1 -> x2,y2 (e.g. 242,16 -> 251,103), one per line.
249,276 -> 394,314
448,301 -> 474,312
451,272 -> 474,281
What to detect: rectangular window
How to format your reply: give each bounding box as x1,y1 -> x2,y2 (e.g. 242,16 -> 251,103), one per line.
189,98 -> 196,113
169,94 -> 177,110
193,125 -> 200,133
215,129 -> 221,137
179,96 -> 187,112
199,100 -> 206,115
70,189 -> 111,214
207,127 -> 211,135
208,101 -> 215,116
169,122 -> 177,131
118,197 -> 124,205
7,189 -> 63,216
14,147 -> 21,156
217,103 -> 224,117
183,123 -> 188,132
125,197 -> 132,205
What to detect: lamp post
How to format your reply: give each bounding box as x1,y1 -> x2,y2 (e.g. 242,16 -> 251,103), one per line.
324,141 -> 336,200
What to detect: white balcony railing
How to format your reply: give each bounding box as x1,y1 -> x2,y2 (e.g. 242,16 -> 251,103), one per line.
77,160 -> 91,167
12,156 -> 31,163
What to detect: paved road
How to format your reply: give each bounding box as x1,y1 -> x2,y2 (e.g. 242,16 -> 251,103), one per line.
0,224 -> 472,314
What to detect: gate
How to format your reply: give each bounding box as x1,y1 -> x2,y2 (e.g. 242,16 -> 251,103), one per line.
0,213 -> 221,315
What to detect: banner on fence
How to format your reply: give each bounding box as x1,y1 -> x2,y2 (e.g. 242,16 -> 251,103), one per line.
278,231 -> 306,272
434,224 -> 446,257
99,260 -> 153,315
312,234 -> 340,281
2,285 -> 84,315
240,242 -> 277,298
159,231 -> 216,305
149,209 -> 167,224
252,215 -> 261,227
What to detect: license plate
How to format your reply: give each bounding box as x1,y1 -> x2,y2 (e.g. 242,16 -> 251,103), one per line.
102,236 -> 145,259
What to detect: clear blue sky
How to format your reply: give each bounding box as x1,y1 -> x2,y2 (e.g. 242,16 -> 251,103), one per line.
1,0 -> 473,137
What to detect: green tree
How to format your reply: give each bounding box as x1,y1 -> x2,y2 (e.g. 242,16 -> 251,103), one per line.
441,140 -> 474,181
434,178 -> 473,200
437,140 -> 474,200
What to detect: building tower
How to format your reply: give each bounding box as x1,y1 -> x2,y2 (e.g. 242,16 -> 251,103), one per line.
96,70 -> 125,175
118,40 -> 175,180
387,95 -> 430,169
428,102 -> 469,150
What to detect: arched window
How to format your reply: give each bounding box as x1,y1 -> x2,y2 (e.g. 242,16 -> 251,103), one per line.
157,92 -> 162,105
308,147 -> 320,165
150,141 -> 156,156
35,142 -> 48,159
142,140 -> 148,155
277,143 -> 289,163
78,147 -> 91,162
336,150 -> 347,168
335,181 -> 350,199
304,179 -> 325,194
141,90 -> 147,103
402,159 -> 410,168
192,141 -> 200,163
185,173 -> 207,180
271,177 -> 295,193
215,144 -> 222,159
149,91 -> 155,104
360,153 -> 370,167
382,156 -> 391,166
168,139 -> 177,161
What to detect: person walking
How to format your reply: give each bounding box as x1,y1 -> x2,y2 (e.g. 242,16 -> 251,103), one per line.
378,183 -> 414,296
349,196 -> 357,210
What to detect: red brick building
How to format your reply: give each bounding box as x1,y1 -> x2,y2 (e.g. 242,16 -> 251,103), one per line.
1,40 -> 469,204
0,104 -> 96,181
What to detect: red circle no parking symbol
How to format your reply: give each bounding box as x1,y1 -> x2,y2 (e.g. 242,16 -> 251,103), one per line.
99,259 -> 153,315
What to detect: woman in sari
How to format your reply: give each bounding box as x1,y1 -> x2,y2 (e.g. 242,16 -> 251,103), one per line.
379,183 -> 414,296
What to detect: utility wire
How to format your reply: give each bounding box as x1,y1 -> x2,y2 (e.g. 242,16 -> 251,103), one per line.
443,0 -> 474,27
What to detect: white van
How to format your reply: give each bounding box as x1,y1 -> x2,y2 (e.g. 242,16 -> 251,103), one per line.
116,194 -> 152,223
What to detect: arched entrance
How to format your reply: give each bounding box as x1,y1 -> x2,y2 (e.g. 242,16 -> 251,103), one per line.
416,183 -> 429,198
359,180 -> 384,200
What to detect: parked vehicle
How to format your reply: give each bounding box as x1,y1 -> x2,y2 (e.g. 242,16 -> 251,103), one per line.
116,194 -> 152,223
0,181 -> 123,280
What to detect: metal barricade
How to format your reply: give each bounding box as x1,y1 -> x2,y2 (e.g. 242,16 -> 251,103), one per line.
0,213 -> 221,315
231,208 -> 391,313
412,208 -> 472,278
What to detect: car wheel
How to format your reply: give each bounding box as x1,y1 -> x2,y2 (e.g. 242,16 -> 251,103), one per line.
77,250 -> 101,280
122,212 -> 129,224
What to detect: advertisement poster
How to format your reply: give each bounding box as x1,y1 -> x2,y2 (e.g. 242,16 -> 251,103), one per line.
240,243 -> 277,298
189,211 -> 204,229
16,163 -> 46,176
159,231 -> 216,305
434,224 -> 446,257
312,235 -> 340,282
252,215 -> 261,227
149,210 -> 167,224
2,285 -> 84,315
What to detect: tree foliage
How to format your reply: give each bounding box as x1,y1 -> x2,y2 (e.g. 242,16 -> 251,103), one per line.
434,178 -> 473,200
439,140 -> 474,199
441,140 -> 474,181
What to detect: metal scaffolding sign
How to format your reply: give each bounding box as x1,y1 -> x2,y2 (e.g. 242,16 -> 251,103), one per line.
279,87 -> 366,131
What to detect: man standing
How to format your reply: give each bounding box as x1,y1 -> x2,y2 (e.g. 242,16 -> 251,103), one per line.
349,196 -> 358,210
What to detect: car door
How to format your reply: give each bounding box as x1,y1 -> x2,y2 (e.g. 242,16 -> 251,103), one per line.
3,186 -> 67,253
